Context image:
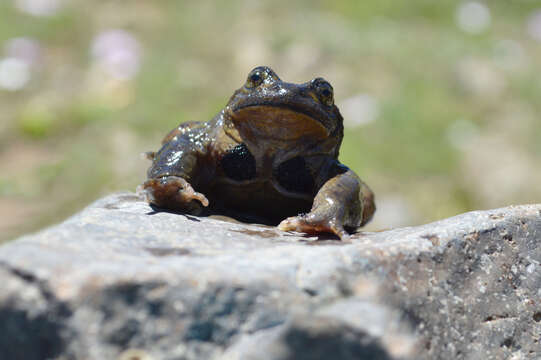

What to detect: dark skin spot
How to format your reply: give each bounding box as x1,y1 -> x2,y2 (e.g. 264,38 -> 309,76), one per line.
220,143 -> 256,181
274,157 -> 315,194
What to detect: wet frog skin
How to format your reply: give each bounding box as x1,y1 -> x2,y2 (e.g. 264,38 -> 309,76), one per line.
140,66 -> 375,239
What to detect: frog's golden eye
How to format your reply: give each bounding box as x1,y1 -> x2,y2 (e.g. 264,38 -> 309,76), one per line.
312,78 -> 334,107
246,69 -> 266,88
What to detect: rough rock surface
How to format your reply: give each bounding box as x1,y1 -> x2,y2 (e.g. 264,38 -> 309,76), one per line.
1,192 -> 540,360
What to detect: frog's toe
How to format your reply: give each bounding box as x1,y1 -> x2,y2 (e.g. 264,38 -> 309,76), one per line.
278,213 -> 349,240
165,177 -> 209,207
141,176 -> 209,212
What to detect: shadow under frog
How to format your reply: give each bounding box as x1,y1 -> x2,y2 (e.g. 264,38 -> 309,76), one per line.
139,66 -> 375,239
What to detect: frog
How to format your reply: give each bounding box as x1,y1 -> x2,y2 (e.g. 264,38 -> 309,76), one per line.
140,66 -> 375,239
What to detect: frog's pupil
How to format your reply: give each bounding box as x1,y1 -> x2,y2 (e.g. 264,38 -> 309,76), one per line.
250,73 -> 261,83
221,143 -> 256,181
321,89 -> 331,97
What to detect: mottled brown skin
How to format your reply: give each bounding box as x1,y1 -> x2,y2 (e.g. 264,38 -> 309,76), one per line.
140,66 -> 375,239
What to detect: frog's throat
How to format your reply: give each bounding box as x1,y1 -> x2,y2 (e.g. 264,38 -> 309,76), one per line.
226,105 -> 330,141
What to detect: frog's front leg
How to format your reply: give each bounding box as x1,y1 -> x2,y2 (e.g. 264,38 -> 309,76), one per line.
139,123 -> 212,214
278,164 -> 375,239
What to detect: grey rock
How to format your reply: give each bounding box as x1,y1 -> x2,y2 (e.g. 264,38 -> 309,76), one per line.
0,192 -> 540,359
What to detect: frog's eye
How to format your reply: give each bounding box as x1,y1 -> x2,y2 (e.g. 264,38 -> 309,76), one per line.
312,78 -> 334,107
245,69 -> 266,88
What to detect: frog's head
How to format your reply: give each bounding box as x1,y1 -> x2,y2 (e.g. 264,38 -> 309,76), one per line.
224,66 -> 343,147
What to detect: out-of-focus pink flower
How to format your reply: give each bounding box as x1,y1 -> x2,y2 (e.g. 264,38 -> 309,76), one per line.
5,37 -> 42,66
91,29 -> 142,80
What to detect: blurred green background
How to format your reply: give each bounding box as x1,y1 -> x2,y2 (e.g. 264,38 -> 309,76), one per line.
1,0 -> 540,242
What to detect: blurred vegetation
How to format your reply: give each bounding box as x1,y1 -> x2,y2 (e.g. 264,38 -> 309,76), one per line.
1,0 -> 540,242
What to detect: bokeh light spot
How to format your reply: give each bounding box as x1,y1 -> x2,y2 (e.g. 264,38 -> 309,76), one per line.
456,1 -> 491,34
0,57 -> 31,91
527,10 -> 541,42
340,94 -> 380,128
15,0 -> 61,17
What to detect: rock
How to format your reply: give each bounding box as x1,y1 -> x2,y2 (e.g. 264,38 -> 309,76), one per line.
0,192 -> 540,359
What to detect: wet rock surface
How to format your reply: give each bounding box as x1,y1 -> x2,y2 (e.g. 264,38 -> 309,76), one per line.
0,192 -> 540,359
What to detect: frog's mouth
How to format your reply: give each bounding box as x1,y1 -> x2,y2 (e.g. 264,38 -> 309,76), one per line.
228,105 -> 330,141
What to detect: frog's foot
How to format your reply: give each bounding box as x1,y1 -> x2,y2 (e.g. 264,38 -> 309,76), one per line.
140,176 -> 209,213
278,212 -> 350,240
